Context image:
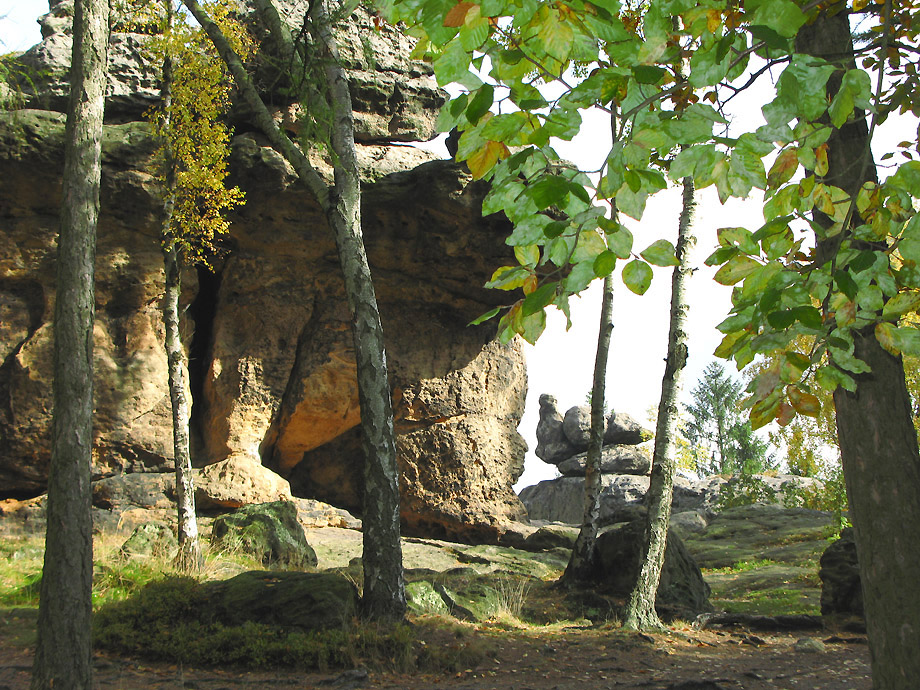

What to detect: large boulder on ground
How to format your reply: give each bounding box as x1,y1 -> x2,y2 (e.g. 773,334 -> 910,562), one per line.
211,501 -> 317,569
557,445 -> 652,477
535,394 -> 577,464
592,520 -> 711,617
819,528 -> 863,625
202,570 -> 358,630
193,453 -> 293,511
119,523 -> 178,560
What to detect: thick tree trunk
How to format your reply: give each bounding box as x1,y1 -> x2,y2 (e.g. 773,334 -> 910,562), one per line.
623,176 -> 695,631
561,272 -> 615,585
164,247 -> 202,572
798,7 -> 920,687
30,1 -> 109,688
184,0 -> 406,619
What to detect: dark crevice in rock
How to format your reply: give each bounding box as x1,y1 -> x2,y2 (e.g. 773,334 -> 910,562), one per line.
187,264 -> 222,457
260,299 -> 320,474
0,279 -> 48,500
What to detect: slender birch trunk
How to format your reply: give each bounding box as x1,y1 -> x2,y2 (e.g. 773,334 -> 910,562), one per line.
183,0 -> 406,619
164,245 -> 202,571
31,1 -> 109,688
156,3 -> 202,573
623,175 -> 695,631
560,272 -> 615,585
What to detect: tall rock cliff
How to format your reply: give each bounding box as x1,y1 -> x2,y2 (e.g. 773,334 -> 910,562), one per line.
0,1 -> 527,541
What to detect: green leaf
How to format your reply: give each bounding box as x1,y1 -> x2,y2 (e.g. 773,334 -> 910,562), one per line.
433,40 -> 476,87
466,84 -> 495,123
615,183 -> 649,221
572,229 -> 607,263
767,310 -> 796,329
705,246 -> 739,266
506,214 -> 551,245
714,255 -> 761,285
563,260 -> 597,294
718,226 -> 760,255
527,176 -> 571,209
537,7 -> 575,61
815,364 -> 856,393
593,250 -> 618,277
789,305 -> 824,330
883,291 -> 920,319
828,69 -> 872,128
749,0 -> 807,38
834,270 -> 858,301
632,65 -> 666,84
622,259 -> 653,295
469,306 -> 500,326
877,324 -> 920,356
607,226 -> 633,259
640,239 -> 679,267
519,308 -> 547,344
889,160 -> 920,197
514,244 -> 540,267
522,282 -> 558,316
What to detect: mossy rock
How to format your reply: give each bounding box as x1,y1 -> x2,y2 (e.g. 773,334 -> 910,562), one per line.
119,523 -> 178,559
683,504 -> 833,569
211,501 -> 316,569
406,580 -> 450,616
202,571 -> 358,630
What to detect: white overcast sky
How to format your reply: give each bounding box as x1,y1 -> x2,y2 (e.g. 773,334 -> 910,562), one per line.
3,1 -> 913,491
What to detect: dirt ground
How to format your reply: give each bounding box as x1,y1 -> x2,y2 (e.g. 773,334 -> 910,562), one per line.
0,609 -> 872,690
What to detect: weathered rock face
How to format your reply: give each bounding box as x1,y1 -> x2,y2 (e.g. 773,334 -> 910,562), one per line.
0,4 -> 526,542
534,394 -> 575,464
15,0 -> 443,142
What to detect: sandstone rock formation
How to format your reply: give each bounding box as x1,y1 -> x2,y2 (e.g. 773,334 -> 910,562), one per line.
521,395 -> 825,527
0,2 -> 527,542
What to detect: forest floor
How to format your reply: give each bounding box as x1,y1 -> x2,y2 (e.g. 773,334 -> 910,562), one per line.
0,606 -> 872,690
0,503 -> 872,689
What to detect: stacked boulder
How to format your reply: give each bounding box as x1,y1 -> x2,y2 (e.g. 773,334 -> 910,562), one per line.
521,394 -> 828,531
521,395 -> 656,525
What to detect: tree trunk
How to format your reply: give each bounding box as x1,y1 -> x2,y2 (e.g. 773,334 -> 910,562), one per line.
560,272 -> 615,585
623,175 -> 695,631
31,1 -> 109,688
798,7 -> 920,687
310,0 -> 405,619
157,5 -> 202,574
183,0 -> 406,619
164,246 -> 202,572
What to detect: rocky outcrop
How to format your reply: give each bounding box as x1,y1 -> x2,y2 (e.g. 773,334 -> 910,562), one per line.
522,399 -> 826,526
0,3 -> 526,542
14,0 -> 443,141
